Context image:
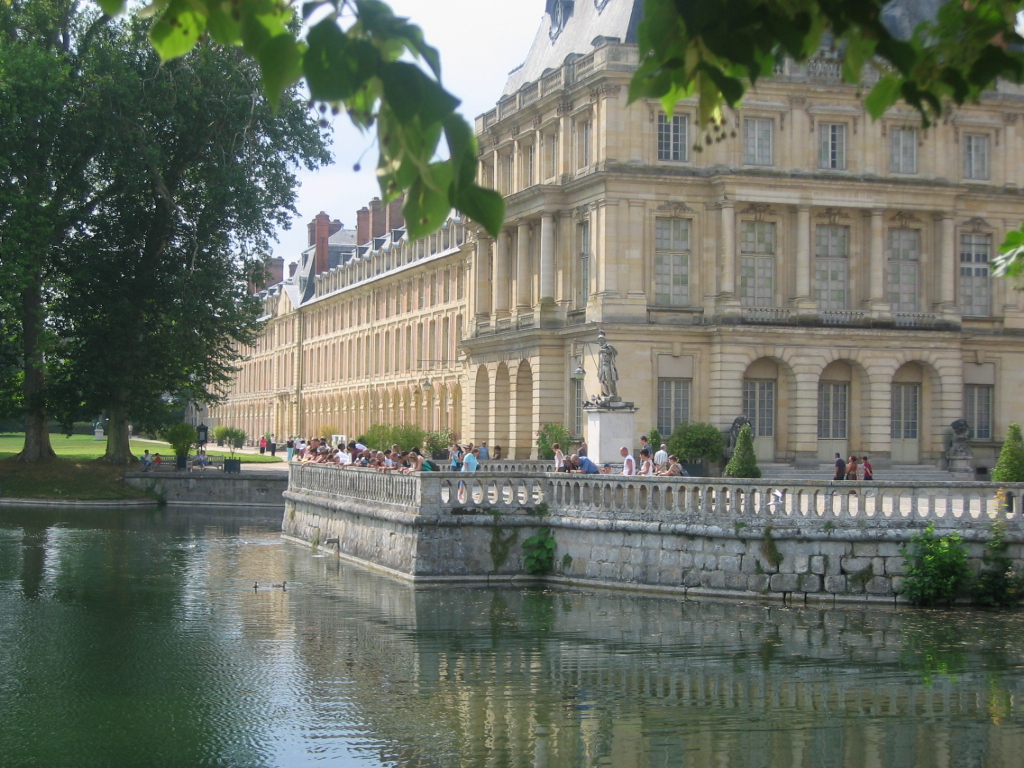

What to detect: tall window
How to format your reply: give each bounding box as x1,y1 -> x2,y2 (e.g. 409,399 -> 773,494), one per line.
658,114 -> 687,161
814,224 -> 849,310
657,378 -> 691,434
524,144 -> 535,187
960,232 -> 991,316
819,123 -> 847,169
891,384 -> 919,439
964,385 -> 993,440
743,381 -> 775,436
654,218 -> 690,306
818,383 -> 848,439
740,221 -> 775,307
887,229 -> 920,312
578,120 -> 591,168
743,118 -> 772,166
963,133 -> 990,180
503,152 -> 514,195
577,219 -> 590,308
890,127 -> 917,174
572,378 -> 584,437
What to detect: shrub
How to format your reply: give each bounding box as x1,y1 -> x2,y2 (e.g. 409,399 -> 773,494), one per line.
900,523 -> 971,607
536,423 -> 572,460
161,422 -> 198,458
212,425 -> 231,444
222,427 -> 247,458
971,514 -> 1023,607
724,423 -> 761,478
667,421 -> 724,465
423,427 -> 456,457
992,422 -> 1024,483
522,527 -> 556,575
363,423 -> 426,452
648,427 -> 662,454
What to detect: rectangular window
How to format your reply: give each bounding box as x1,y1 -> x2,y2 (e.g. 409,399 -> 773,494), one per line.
740,221 -> 775,307
503,153 -> 514,195
525,144 -> 535,187
814,224 -> 849,310
960,232 -> 991,316
887,229 -> 920,312
547,133 -> 558,179
573,378 -> 584,437
891,384 -> 919,439
818,383 -> 848,439
743,117 -> 773,166
654,218 -> 691,306
963,133 -> 990,180
818,123 -> 847,170
742,381 -> 775,437
658,114 -> 687,161
964,384 -> 992,440
577,219 -> 590,308
578,120 -> 591,168
891,127 -> 917,174
657,378 -> 691,434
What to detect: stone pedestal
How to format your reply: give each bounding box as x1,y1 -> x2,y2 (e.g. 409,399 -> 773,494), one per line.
586,403 -> 637,466
93,428 -> 104,441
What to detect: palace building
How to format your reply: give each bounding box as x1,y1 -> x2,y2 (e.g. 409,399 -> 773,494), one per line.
212,0 -> 1024,469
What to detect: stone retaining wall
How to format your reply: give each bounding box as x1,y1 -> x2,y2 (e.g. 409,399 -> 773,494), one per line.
125,471 -> 287,509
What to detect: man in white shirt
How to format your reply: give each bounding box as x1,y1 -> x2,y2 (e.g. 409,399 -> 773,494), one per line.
620,446 -> 636,475
654,443 -> 669,472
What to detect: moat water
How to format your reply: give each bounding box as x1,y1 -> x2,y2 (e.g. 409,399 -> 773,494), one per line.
2,507 -> 1023,768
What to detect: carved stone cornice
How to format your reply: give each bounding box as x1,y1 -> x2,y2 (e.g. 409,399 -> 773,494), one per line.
890,211 -> 922,228
656,201 -> 695,216
740,203 -> 776,221
963,216 -> 991,233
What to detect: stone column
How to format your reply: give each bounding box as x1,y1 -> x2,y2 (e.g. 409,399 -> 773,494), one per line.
868,209 -> 889,314
540,214 -> 556,304
475,237 -> 492,320
715,199 -> 739,315
493,229 -> 510,318
794,205 -> 815,310
516,221 -> 532,310
936,212 -> 957,313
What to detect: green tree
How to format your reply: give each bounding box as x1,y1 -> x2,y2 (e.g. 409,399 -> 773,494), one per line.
724,423 -> 761,478
667,421 -> 724,465
536,423 -> 572,460
900,523 -> 971,607
991,422 -> 1024,483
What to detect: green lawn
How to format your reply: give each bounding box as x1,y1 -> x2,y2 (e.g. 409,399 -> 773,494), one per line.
0,433 -> 282,500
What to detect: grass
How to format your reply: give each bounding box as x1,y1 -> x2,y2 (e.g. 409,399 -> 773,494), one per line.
0,433 -> 283,500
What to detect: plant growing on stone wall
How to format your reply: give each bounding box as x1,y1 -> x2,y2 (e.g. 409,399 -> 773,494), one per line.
536,423 -> 572,461
760,526 -> 784,569
489,518 -> 518,573
971,515 -> 1023,607
992,423 -> 1024,483
522,527 -> 556,575
724,424 -> 761,478
667,421 -> 724,466
900,523 -> 971,607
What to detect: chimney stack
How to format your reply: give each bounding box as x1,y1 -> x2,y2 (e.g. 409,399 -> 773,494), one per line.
356,207 -> 370,246
368,197 -> 385,241
311,211 -> 332,276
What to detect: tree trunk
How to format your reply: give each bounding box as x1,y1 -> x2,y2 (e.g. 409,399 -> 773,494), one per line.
102,403 -> 135,465
13,268 -> 56,463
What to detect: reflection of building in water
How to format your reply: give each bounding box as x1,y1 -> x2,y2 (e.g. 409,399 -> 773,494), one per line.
283,551 -> 1024,768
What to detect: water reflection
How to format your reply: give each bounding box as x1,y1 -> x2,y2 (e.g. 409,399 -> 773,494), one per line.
1,507 -> 1023,767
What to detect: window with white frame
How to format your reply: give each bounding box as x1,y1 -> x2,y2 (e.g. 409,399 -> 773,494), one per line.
654,218 -> 691,306
814,224 -> 849,310
743,117 -> 773,166
743,380 -> 775,436
658,113 -> 687,161
887,228 -> 920,312
657,378 -> 691,434
818,382 -> 848,439
890,127 -> 917,174
577,219 -> 590,308
960,232 -> 991,316
963,133 -> 990,180
547,132 -> 558,179
524,143 -> 535,187
503,152 -> 514,195
964,384 -> 992,440
577,120 -> 591,168
572,378 -> 584,436
818,122 -> 847,169
740,221 -> 775,307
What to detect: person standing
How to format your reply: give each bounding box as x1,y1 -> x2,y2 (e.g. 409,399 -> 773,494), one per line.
862,456 -> 873,480
638,448 -> 655,475
846,455 -> 859,481
620,446 -> 636,475
259,435 -> 267,454
833,453 -> 846,480
478,442 -> 489,461
578,442 -> 588,457
286,437 -> 295,462
552,442 -> 567,472
654,443 -> 669,472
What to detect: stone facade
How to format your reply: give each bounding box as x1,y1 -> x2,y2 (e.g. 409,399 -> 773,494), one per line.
215,0 -> 1024,468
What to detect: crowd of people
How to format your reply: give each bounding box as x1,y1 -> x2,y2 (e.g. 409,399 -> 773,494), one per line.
282,436 -> 502,474
550,437 -> 690,477
833,453 -> 874,481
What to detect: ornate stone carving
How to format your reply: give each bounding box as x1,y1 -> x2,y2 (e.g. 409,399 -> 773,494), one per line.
740,203 -> 776,221
890,211 -> 921,227
816,207 -> 850,225
963,216 -> 991,233
657,201 -> 695,215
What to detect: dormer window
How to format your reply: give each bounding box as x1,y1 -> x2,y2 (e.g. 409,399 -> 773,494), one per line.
547,0 -> 573,40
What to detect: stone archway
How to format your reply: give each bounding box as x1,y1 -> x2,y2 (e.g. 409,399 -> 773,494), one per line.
514,360 -> 534,459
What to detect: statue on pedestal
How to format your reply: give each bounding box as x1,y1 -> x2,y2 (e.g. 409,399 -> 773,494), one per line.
596,329 -> 618,400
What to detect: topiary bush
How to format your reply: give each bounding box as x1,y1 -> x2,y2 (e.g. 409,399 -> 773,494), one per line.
724,423 -> 761,478
667,421 -> 724,465
536,423 -> 572,460
992,422 -> 1024,483
161,422 -> 198,458
900,523 -> 971,607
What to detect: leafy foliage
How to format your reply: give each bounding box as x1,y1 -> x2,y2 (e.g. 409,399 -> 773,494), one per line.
971,514 -> 1023,607
522,527 -> 556,575
724,423 -> 761,478
536,423 -> 572,461
423,427 -> 456,457
648,427 -> 662,454
222,428 -> 247,458
900,523 -> 971,607
992,422 -> 1024,483
161,422 -> 198,458
212,425 -> 232,445
92,0 -> 503,240
362,423 -> 426,452
667,421 -> 724,464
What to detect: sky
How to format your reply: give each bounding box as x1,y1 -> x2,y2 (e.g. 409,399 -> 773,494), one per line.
274,1 -> 545,265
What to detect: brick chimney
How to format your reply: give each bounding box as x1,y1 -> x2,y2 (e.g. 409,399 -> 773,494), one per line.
356,207 -> 370,246
385,196 -> 405,234
368,197 -> 385,241
310,211 -> 332,275
289,262 -> 298,277
266,256 -> 284,287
